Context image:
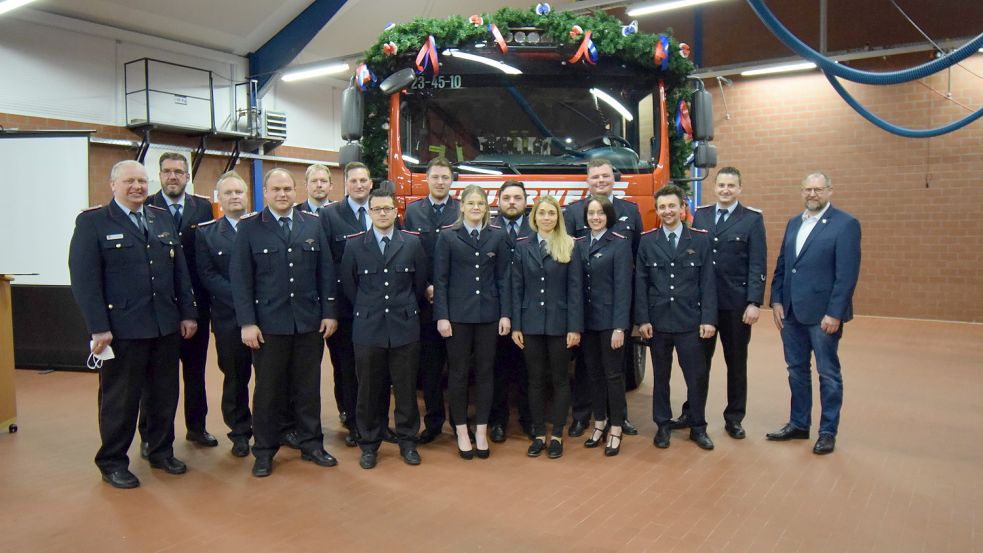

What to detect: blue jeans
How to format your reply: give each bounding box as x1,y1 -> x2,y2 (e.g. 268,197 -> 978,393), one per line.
781,312 -> 843,435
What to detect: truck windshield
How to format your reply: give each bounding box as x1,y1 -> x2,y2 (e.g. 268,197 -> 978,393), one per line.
399,72 -> 657,174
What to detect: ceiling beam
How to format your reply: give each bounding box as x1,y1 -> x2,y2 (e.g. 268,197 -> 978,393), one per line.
248,0 -> 349,96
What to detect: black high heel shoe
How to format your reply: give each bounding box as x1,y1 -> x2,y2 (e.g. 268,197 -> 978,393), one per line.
604,429 -> 623,457
584,423 -> 609,448
475,447 -> 490,459
458,446 -> 475,460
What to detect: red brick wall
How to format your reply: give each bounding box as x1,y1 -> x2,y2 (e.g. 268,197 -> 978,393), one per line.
705,57 -> 983,322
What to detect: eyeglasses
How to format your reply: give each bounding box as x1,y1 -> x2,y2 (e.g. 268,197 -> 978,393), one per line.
369,206 -> 396,214
801,186 -> 831,195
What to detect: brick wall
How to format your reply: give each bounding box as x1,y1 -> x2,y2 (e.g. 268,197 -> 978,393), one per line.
706,57 -> 983,322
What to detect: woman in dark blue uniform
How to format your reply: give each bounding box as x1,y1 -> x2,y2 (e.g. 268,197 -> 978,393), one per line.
511,195 -> 583,459
434,185 -> 512,459
580,197 -> 632,456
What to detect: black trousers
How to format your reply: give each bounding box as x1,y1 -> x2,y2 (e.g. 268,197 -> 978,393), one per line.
355,342 -> 421,451
582,330 -> 627,427
327,319 -> 358,432
649,329 -> 708,429
95,333 -> 180,473
137,316 -> 210,441
251,332 -> 325,459
490,334 -> 531,430
213,322 -> 253,441
417,323 -> 448,433
446,322 -> 497,426
523,334 -> 571,437
688,309 -> 750,424
570,347 -> 593,425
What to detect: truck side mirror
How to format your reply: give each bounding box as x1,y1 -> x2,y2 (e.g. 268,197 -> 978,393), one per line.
691,89 -> 714,141
693,143 -> 717,168
339,142 -> 362,165
379,68 -> 416,95
341,81 -> 364,140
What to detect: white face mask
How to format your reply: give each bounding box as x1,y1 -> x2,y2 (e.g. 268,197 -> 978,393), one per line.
87,341 -> 115,370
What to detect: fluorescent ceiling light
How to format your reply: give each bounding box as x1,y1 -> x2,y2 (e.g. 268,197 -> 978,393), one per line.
457,165 -> 503,175
0,0 -> 38,16
401,154 -> 420,164
627,0 -> 726,17
281,63 -> 350,82
741,62 -> 817,76
443,49 -> 522,75
590,88 -> 634,122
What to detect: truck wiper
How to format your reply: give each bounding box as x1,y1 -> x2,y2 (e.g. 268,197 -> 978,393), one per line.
455,160 -> 520,175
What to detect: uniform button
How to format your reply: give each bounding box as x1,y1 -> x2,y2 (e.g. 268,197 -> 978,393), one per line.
670,285 -> 674,290
384,308 -> 389,313
384,269 -> 389,273
149,260 -> 153,264
541,277 -> 545,281
255,299 -> 259,304
287,248 -> 292,252
670,274 -> 675,278
108,304 -> 113,309
670,297 -> 675,301
713,249 -> 717,253
152,292 -> 156,296
218,251 -> 222,255
289,277 -> 294,282
475,265 -> 480,269
714,237 -> 719,242
712,261 -> 717,265
670,262 -> 675,267
475,252 -> 480,256
436,229 -> 441,233
384,295 -> 389,300
475,277 -> 480,281
115,244 -> 121,249
792,268 -> 797,274
289,263 -> 294,267
475,290 -> 480,295
691,262 -> 695,266
146,245 -> 150,249
384,282 -> 389,286
263,249 -> 268,253
540,289 -> 545,293
290,293 -> 294,298
405,268 -> 409,272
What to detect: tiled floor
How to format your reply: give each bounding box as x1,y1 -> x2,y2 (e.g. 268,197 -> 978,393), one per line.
1,314 -> 981,552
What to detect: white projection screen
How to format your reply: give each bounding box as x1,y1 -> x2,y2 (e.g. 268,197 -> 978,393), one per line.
0,132 -> 90,285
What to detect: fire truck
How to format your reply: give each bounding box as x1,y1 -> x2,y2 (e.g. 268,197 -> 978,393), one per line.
339,7 -> 716,387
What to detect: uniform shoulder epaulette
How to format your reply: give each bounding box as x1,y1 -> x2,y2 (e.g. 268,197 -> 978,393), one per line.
641,228 -> 659,236
192,193 -> 210,201
689,227 -> 708,233
611,231 -> 626,239
573,235 -> 585,241
696,203 -> 714,210
299,209 -> 319,218
197,219 -> 218,227
515,235 -> 530,241
488,223 -> 501,229
615,196 -> 638,206
745,205 -> 762,213
441,223 -> 455,229
400,229 -> 421,236
80,204 -> 102,212
240,211 -> 259,219
345,230 -> 366,239
146,204 -> 167,212
407,197 -> 428,207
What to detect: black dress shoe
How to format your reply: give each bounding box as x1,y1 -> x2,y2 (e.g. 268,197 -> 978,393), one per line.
604,431 -> 623,457
458,446 -> 474,460
186,430 -> 219,447
527,438 -> 546,457
725,422 -> 747,439
102,469 -> 140,489
475,447 -> 490,459
252,457 -> 273,477
547,438 -> 564,459
344,431 -> 358,448
689,430 -> 715,450
766,423 -> 810,441
359,450 -> 377,469
383,428 -> 398,444
668,413 -> 692,430
653,426 -> 671,448
280,430 -> 302,450
418,428 -> 441,445
140,441 -> 149,460
150,457 -> 188,475
568,420 -> 588,437
622,418 -> 639,436
401,448 -> 422,465
584,424 -> 608,448
813,433 -> 836,455
489,424 -> 506,443
231,439 -> 250,458
302,449 -> 338,467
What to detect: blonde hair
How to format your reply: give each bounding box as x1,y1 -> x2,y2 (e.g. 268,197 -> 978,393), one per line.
529,195 -> 574,263
454,184 -> 490,228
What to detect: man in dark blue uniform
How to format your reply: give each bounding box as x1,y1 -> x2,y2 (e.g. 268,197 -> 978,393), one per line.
195,171 -> 253,457
563,159 -> 644,438
674,167 -> 766,439
69,160 -> 198,489
489,180 -> 534,442
635,184 -> 717,451
401,157 -> 459,444
230,168 -> 339,477
139,152 -> 217,455
295,163 -> 334,214
769,172 -> 861,455
340,188 -> 429,469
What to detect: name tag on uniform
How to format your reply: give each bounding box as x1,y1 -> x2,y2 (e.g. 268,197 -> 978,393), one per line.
106,233 -> 124,240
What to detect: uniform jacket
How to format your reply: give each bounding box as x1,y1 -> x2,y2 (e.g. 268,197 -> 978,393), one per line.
402,196 -> 461,283
634,226 -> 717,333
340,229 -> 428,348
319,197 -> 370,318
511,236 -> 584,336
146,191 -> 213,318
692,202 -> 767,310
492,214 -> 534,261
771,205 -> 861,325
69,201 -> 197,340
230,207 -> 337,335
580,231 -> 633,331
433,223 -> 512,324
564,196 -> 644,256
294,200 -> 331,214
195,217 -> 239,332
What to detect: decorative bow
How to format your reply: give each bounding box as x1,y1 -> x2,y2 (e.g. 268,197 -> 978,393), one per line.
535,3 -> 551,15
679,42 -> 691,59
622,20 -> 638,36
469,14 -> 484,26
569,24 -> 583,39
415,35 -> 439,76
568,29 -> 598,65
675,100 -> 692,141
383,22 -> 396,31
653,34 -> 670,70
356,63 -> 376,91
383,42 -> 398,56
489,23 -> 508,54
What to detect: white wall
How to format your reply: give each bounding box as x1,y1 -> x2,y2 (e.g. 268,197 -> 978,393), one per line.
0,11 -> 341,152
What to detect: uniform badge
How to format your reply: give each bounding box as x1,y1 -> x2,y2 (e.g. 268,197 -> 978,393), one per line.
593,252 -> 603,258
619,215 -> 628,221
106,234 -> 124,240
487,252 -> 496,257
686,249 -> 696,255
158,232 -> 171,239
305,238 -> 315,245
821,219 -> 828,224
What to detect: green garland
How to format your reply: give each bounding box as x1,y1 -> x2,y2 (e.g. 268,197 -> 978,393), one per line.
358,5 -> 697,180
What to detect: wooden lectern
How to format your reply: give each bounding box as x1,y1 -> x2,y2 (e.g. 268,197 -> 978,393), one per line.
0,275 -> 17,433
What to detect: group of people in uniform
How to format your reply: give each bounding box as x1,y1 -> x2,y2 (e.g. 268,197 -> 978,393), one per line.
69,153 -> 861,489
